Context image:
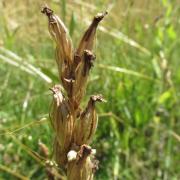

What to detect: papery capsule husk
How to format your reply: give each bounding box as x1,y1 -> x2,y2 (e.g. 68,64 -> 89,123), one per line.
71,12 -> 107,104
74,11 -> 108,67
42,6 -> 74,95
50,85 -> 74,165
74,95 -> 105,146
67,145 -> 94,180
72,50 -> 95,106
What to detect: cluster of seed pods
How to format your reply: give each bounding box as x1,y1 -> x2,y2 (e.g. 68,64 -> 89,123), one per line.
42,6 -> 107,180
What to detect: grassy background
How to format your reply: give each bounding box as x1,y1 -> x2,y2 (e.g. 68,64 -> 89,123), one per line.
0,0 -> 180,179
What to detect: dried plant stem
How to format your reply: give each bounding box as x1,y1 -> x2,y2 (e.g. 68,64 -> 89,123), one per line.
42,5 -> 107,180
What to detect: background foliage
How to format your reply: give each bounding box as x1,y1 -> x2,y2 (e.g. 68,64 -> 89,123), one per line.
0,0 -> 179,179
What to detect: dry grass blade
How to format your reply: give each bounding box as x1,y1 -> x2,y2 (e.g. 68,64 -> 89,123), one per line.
0,118 -> 47,136
9,134 -> 46,166
0,47 -> 52,83
0,54 -> 35,75
97,63 -> 158,81
0,164 -> 29,180
98,25 -> 151,55
169,131 -> 180,142
65,1 -> 150,55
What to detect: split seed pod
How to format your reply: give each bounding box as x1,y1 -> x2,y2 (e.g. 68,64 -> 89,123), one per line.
74,95 -> 105,145
73,50 -> 96,106
74,11 -> 108,66
42,6 -> 73,95
72,12 -> 108,106
50,85 -> 74,165
67,145 -> 94,180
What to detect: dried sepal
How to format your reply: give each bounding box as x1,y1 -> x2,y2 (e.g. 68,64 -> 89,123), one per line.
74,95 -> 105,145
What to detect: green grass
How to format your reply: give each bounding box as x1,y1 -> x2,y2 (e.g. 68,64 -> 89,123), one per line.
0,0 -> 180,179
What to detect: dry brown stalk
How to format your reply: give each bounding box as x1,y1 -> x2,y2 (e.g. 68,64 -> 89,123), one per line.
42,5 -> 107,180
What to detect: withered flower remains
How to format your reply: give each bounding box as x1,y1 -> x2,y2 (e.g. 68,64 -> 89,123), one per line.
42,5 -> 107,180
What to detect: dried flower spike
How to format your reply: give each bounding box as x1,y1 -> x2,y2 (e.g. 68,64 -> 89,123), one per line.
42,5 -> 107,180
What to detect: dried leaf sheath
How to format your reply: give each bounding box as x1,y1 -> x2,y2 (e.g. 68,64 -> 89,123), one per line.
42,5 -> 107,180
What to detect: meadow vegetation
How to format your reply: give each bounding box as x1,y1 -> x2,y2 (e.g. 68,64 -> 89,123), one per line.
0,0 -> 179,179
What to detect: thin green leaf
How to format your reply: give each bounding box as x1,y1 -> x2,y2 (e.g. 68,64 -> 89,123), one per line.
69,12 -> 76,36
97,64 -> 157,81
0,164 -> 29,180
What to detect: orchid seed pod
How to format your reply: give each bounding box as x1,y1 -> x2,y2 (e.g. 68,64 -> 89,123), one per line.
67,145 -> 94,180
74,95 -> 105,145
73,50 -> 96,106
74,11 -> 108,67
50,85 -> 74,165
42,6 -> 74,95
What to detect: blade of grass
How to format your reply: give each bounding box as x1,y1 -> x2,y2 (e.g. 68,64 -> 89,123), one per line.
22,81 -> 34,112
0,71 -> 10,98
97,25 -> 151,55
169,130 -> 180,142
68,2 -> 151,55
1,127 -> 46,166
0,117 -> 48,136
99,112 -> 124,123
61,0 -> 67,22
0,54 -> 35,75
0,164 -> 29,180
97,63 -> 158,81
69,12 -> 76,36
0,47 -> 52,83
9,134 -> 46,166
71,0 -> 96,10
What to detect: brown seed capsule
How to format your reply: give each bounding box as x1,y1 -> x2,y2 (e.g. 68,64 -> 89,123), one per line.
73,50 -> 96,106
75,11 -> 108,66
67,145 -> 94,180
42,5 -> 73,95
74,95 -> 105,145
50,85 -> 74,165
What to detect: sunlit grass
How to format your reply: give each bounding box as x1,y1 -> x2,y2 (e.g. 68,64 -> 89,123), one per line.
0,0 -> 179,179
